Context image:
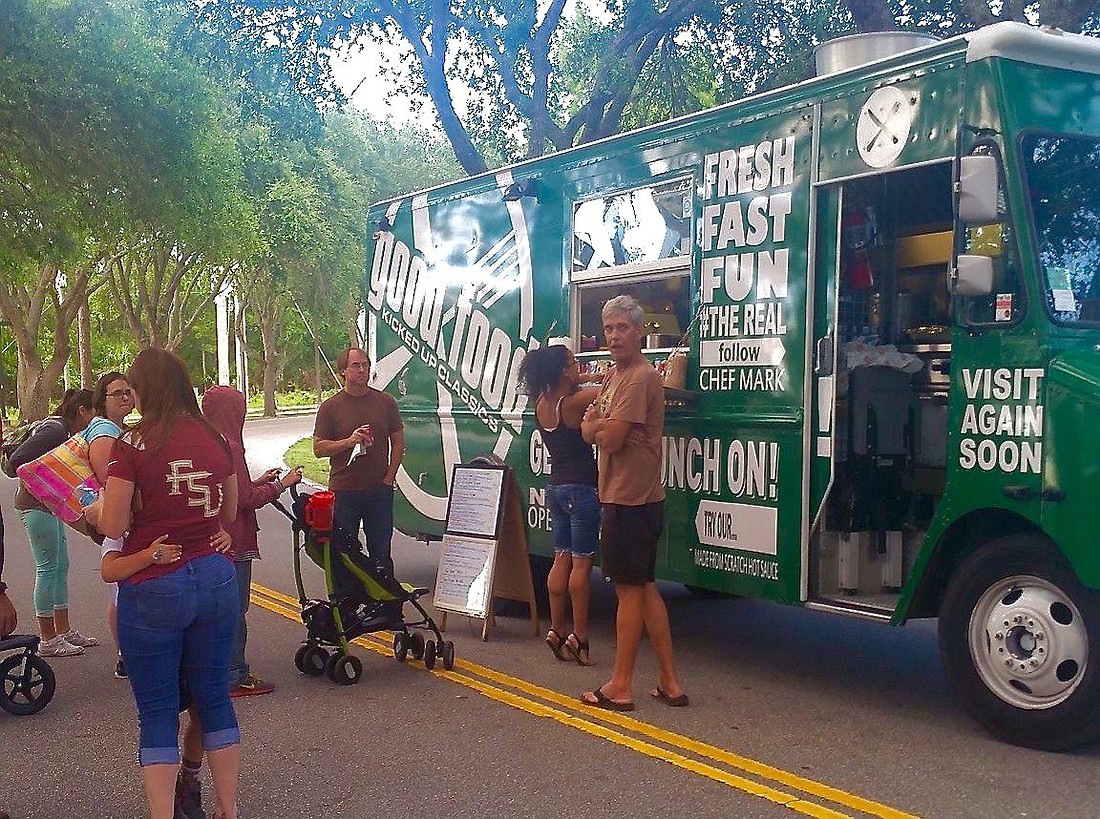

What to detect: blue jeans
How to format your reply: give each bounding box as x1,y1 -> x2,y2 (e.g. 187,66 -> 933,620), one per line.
546,483 -> 600,558
334,485 -> 395,575
229,559 -> 252,686
117,553 -> 240,766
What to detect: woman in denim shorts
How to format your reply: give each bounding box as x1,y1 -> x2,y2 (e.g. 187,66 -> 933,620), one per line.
520,344 -> 601,665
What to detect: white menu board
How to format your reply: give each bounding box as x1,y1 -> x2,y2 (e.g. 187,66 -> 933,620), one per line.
433,534 -> 498,618
445,465 -> 506,537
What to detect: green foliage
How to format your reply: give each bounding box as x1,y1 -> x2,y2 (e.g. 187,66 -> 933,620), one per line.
1,0 -> 467,418
245,389 -> 336,409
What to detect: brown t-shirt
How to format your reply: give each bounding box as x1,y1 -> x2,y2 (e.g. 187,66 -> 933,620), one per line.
594,360 -> 665,506
313,388 -> 403,492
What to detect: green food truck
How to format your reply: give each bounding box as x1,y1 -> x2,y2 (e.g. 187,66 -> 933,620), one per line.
362,22 -> 1100,750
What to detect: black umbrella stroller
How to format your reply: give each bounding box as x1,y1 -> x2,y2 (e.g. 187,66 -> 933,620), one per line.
0,635 -> 55,715
273,486 -> 454,685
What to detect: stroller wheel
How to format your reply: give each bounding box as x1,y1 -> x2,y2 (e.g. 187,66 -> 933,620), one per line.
0,651 -> 56,715
423,639 -> 437,671
408,632 -> 425,660
327,654 -> 363,685
393,633 -> 409,663
442,640 -> 456,671
296,644 -> 328,677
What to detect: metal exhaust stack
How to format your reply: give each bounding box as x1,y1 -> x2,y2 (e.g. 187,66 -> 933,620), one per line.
814,31 -> 938,76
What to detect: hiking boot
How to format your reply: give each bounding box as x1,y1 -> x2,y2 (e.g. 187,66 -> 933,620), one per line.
39,635 -> 85,657
115,654 -> 128,679
62,629 -> 99,647
174,768 -> 205,819
229,672 -> 274,698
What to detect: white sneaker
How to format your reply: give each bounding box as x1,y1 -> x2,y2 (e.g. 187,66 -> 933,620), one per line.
39,635 -> 85,657
62,629 -> 99,647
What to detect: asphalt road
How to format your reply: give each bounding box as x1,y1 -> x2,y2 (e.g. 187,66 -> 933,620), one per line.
1,414 -> 1097,818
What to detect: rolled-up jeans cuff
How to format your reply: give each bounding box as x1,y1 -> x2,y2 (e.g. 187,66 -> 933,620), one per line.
139,745 -> 181,767
203,726 -> 241,753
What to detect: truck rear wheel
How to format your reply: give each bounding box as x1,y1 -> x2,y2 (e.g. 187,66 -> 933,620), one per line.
939,534 -> 1100,750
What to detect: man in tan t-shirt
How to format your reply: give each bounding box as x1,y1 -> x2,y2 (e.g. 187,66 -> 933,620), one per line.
580,295 -> 687,711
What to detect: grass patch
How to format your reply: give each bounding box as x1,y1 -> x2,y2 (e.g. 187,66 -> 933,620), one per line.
285,436 -> 330,486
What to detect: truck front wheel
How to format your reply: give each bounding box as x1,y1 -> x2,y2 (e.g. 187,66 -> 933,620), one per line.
939,534 -> 1100,751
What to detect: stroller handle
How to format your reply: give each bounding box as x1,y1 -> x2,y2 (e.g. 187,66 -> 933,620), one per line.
270,482 -> 302,524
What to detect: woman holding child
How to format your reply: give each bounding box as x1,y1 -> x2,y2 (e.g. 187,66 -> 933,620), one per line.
95,348 -> 242,819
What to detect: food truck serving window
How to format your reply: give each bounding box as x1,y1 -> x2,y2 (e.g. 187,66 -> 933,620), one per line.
572,177 -> 693,272
575,274 -> 691,352
1022,133 -> 1100,325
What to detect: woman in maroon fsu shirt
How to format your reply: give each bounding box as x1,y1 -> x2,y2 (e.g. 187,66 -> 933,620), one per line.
97,348 -> 241,819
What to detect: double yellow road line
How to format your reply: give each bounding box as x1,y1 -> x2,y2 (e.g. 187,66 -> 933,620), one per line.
249,581 -> 918,819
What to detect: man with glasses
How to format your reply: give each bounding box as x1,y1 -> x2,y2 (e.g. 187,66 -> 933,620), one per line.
313,347 -> 405,576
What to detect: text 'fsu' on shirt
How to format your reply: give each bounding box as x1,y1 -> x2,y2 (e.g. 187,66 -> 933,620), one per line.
108,417 -> 233,582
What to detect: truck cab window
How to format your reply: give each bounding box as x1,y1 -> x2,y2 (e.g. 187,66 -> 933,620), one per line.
1021,134 -> 1100,324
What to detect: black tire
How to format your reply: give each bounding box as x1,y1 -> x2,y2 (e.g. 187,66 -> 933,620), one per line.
329,654 -> 363,685
423,639 -> 437,671
301,645 -> 328,677
939,534 -> 1100,751
0,652 -> 56,716
408,632 -> 425,660
442,640 -> 456,671
393,633 -> 408,663
293,644 -> 311,674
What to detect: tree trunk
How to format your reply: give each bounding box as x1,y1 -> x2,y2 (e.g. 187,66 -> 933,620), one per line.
262,350 -> 279,417
0,262 -> 101,421
78,298 -> 93,387
108,237 -> 228,352
250,291 -> 285,419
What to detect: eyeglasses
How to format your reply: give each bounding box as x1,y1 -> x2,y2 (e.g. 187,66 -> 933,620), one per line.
107,389 -> 133,399
345,362 -> 369,370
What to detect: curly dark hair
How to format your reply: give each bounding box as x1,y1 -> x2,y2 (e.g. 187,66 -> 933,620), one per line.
518,345 -> 571,397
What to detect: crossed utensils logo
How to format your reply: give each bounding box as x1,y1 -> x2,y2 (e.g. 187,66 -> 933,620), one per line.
857,86 -> 913,168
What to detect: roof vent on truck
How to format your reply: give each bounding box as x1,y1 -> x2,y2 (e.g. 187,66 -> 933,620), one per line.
814,31 -> 938,76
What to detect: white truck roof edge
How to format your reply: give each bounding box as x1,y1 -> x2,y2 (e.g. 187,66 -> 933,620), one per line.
965,21 -> 1100,72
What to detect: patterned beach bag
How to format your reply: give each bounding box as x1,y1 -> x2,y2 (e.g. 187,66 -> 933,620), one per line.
15,432 -> 100,524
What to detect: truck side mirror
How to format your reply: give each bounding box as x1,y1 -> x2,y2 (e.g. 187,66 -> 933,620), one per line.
958,155 -> 999,223
954,254 -> 994,296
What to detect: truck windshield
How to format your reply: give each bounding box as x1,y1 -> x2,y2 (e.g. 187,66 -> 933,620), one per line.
1022,133 -> 1100,324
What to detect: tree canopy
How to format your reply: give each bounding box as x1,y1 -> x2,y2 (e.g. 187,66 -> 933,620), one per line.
0,0 -> 460,420
197,0 -> 1100,175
